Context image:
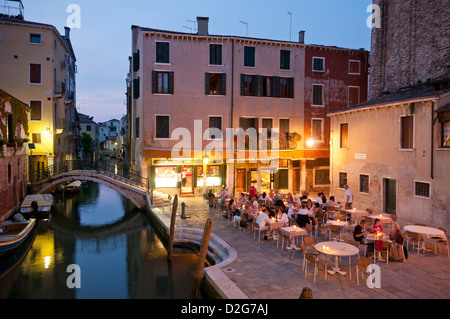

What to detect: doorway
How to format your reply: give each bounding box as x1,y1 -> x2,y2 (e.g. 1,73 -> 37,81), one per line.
384,178 -> 397,214
181,166 -> 194,194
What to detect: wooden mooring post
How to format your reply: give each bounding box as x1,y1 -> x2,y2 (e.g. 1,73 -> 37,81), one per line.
167,194 -> 178,261
191,217 -> 213,299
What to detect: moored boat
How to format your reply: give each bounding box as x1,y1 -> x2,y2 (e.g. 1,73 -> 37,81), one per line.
64,180 -> 82,193
0,219 -> 36,256
20,194 -> 54,219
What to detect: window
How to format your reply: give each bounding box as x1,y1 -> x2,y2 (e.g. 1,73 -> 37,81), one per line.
339,172 -> 347,189
241,74 -> 256,96
244,46 -> 255,67
29,63 -> 42,84
261,77 -> 272,97
156,42 -> 169,63
400,115 -> 414,149
348,86 -> 360,106
30,101 -> 42,121
279,118 -> 290,135
280,77 -> 294,98
210,44 -> 222,65
440,118 -> 450,148
8,163 -> 11,184
414,181 -> 430,198
239,117 -> 258,131
313,57 -> 325,72
86,125 -> 91,132
133,50 -> 140,71
205,73 -> 226,95
29,33 -> 42,44
314,168 -> 330,186
278,169 -> 289,189
208,117 -> 222,139
312,84 -> 323,106
155,116 -> 170,139
152,71 -> 174,94
133,77 -> 140,99
280,50 -> 290,70
340,123 -> 348,148
135,117 -> 140,139
32,133 -> 41,144
262,118 -> 273,138
349,60 -> 361,75
312,119 -> 323,141
359,174 -> 369,193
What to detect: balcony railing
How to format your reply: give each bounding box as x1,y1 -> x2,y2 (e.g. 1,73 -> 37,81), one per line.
54,81 -> 66,95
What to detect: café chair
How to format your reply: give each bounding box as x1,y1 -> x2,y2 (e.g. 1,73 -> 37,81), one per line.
354,257 -> 373,286
302,247 -> 328,283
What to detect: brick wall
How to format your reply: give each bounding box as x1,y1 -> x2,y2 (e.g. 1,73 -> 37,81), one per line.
369,0 -> 450,99
0,154 -> 28,220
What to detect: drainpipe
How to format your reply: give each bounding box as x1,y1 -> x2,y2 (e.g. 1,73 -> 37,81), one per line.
431,100 -> 438,179
230,39 -> 235,194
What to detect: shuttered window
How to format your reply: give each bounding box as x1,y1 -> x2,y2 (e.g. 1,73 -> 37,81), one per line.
400,116 -> 414,149
30,101 -> 42,120
262,118 -> 273,138
241,74 -> 257,96
339,172 -> 347,189
312,85 -> 323,105
155,116 -> 170,139
340,123 -> 348,148
156,42 -> 170,63
7,115 -> 14,143
313,57 -> 324,72
209,117 -> 222,139
133,77 -> 140,99
244,46 -> 255,67
280,77 -> 294,98
312,119 -> 323,141
280,50 -> 290,70
30,63 -> 41,84
152,71 -> 174,94
133,50 -> 140,72
279,119 -> 290,135
210,44 -> 222,65
205,73 -> 226,95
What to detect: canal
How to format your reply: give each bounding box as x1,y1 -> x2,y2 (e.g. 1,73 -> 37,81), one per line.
0,181 -> 202,299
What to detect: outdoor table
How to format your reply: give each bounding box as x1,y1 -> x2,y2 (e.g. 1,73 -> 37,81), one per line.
314,241 -> 359,276
280,226 -> 308,250
365,214 -> 392,224
326,220 -> 350,227
343,209 -> 369,218
269,219 -> 285,236
404,225 -> 446,251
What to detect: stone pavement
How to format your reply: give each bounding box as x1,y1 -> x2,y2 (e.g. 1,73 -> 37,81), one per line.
152,196 -> 450,299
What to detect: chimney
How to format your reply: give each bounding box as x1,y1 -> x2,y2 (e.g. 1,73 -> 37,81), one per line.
197,17 -> 209,36
298,30 -> 305,44
64,26 -> 71,39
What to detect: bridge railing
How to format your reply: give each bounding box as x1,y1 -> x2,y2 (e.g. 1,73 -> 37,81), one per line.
33,159 -> 151,192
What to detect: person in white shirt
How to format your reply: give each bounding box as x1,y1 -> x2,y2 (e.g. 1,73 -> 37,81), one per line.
287,202 -> 299,219
344,185 -> 354,209
256,208 -> 271,240
218,187 -> 228,198
276,208 -> 289,226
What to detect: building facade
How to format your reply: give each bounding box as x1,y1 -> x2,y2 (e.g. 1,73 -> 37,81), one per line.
328,0 -> 449,229
0,89 -> 30,221
129,17 -> 369,197
79,113 -> 99,159
0,15 -> 79,179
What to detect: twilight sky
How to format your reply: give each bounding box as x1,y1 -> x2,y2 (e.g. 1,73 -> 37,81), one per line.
22,0 -> 373,123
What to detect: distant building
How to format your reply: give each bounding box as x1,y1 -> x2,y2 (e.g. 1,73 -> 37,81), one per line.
0,89 -> 30,221
98,119 -> 121,156
79,113 -> 99,159
329,0 -> 450,229
0,14 -> 79,177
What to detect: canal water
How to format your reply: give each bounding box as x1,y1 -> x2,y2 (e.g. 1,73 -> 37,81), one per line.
0,181 -> 202,299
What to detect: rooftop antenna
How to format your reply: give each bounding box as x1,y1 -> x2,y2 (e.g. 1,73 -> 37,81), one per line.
187,19 -> 197,33
239,20 -> 248,37
183,26 -> 193,33
288,12 -> 293,41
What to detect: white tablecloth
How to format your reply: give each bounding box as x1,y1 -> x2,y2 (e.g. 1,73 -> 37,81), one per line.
280,226 -> 308,240
326,220 -> 349,227
404,225 -> 446,239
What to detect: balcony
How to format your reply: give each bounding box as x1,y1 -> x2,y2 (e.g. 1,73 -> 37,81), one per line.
54,81 -> 66,97
65,91 -> 75,104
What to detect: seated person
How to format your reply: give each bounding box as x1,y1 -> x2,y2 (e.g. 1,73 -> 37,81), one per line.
296,203 -> 310,228
220,194 -> 228,210
207,189 -> 215,207
353,220 -> 374,257
261,204 -> 275,218
325,196 -> 338,220
276,208 -> 289,226
372,219 -> 383,234
256,208 -> 271,240
389,224 -> 408,261
312,203 -> 325,225
287,202 -> 299,219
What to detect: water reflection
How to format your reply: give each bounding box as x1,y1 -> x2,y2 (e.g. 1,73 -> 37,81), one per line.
0,182 -> 201,299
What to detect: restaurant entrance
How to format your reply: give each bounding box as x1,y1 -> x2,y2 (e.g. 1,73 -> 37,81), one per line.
181,166 -> 194,194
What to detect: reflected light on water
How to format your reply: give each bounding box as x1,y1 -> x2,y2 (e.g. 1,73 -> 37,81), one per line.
44,256 -> 52,269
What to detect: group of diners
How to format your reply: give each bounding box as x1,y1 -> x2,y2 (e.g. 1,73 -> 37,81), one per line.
209,187 -> 343,241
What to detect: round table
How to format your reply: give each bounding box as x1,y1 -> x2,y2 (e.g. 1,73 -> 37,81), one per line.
315,241 -> 359,276
403,225 -> 445,239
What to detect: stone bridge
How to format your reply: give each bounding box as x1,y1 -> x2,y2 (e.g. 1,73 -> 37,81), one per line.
31,160 -> 153,210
